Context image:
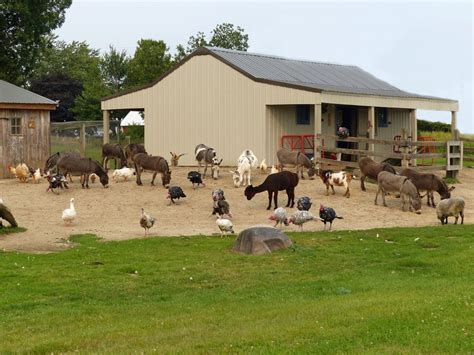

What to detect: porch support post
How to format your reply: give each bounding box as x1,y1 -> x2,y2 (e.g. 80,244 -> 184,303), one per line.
314,103 -> 322,163
368,106 -> 375,154
451,111 -> 457,138
103,110 -> 110,144
410,109 -> 417,166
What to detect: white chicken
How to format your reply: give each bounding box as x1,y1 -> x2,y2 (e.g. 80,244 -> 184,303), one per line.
140,208 -> 156,236
32,168 -> 42,183
62,198 -> 76,225
216,216 -> 234,238
259,159 -> 268,173
112,167 -> 136,182
270,165 -> 279,174
268,207 -> 289,228
287,210 -> 319,231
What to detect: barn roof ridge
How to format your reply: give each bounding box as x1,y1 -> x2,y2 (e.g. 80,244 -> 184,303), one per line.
0,80 -> 57,105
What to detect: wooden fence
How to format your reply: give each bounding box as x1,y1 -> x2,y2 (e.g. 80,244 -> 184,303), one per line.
313,133 -> 463,175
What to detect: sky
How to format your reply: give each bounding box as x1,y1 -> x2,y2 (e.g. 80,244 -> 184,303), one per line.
55,0 -> 473,132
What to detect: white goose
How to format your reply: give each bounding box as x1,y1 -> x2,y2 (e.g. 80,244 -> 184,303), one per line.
62,198 -> 76,225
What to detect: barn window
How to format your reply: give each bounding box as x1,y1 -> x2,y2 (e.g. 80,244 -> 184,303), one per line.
10,117 -> 22,135
296,105 -> 310,125
376,108 -> 389,128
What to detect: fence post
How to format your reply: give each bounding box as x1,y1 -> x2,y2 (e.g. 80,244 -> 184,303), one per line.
80,123 -> 86,156
446,129 -> 461,179
368,106 -> 375,157
314,103 -> 322,165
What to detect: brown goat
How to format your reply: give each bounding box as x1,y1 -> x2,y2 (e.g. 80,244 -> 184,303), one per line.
244,171 -> 299,210
170,152 -> 185,167
358,157 -> 396,191
134,153 -> 171,188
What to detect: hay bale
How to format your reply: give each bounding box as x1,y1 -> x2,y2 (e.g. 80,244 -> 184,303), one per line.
233,226 -> 292,255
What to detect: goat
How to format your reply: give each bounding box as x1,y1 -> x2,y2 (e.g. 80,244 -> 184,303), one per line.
210,157 -> 223,180
230,149 -> 258,187
170,152 -> 185,167
195,144 -> 221,178
244,171 -> 299,210
319,170 -> 353,198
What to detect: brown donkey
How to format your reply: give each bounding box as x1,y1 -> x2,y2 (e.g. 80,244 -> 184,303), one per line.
134,153 -> 171,188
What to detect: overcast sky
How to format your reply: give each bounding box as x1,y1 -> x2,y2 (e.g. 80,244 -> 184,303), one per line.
55,0 -> 473,132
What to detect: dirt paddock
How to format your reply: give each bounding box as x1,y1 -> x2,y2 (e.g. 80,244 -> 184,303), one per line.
0,167 -> 472,253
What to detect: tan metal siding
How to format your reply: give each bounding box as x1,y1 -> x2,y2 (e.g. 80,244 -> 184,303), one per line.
375,108 -> 410,156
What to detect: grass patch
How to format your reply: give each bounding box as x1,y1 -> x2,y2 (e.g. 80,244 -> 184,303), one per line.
0,226 -> 472,353
0,226 -> 26,236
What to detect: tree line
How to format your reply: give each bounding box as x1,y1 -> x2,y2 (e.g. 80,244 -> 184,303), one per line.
1,1 -> 249,122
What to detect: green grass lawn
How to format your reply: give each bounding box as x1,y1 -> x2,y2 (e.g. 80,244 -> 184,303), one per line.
1,226 -> 473,353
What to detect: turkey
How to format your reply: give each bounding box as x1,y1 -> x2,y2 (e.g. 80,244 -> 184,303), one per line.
187,171 -> 205,189
288,210 -> 319,231
319,204 -> 343,231
212,188 -> 225,202
140,208 -> 156,236
216,216 -> 234,238
213,200 -> 232,219
297,196 -> 312,211
0,197 -> 18,228
62,198 -> 76,225
167,186 -> 186,204
268,207 -> 289,228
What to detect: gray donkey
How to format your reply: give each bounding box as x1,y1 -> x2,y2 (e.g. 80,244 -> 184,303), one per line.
195,144 -> 222,179
276,148 -> 315,179
375,171 -> 421,214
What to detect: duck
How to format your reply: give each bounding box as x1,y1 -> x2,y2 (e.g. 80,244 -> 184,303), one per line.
62,198 -> 76,225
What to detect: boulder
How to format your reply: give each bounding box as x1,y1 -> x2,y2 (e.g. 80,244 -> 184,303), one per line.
233,225 -> 292,255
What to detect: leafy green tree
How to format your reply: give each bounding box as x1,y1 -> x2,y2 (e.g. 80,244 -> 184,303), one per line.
0,0 -> 72,86
127,39 -> 172,87
72,79 -> 111,121
30,73 -> 83,122
174,23 -> 249,62
100,45 -> 130,92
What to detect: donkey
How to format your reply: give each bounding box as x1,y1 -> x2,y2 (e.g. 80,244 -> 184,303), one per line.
57,156 -> 109,188
44,151 -> 82,175
195,144 -> 221,178
400,168 -> 454,207
276,148 -> 315,179
358,156 -> 397,191
375,171 -> 421,214
125,143 -> 147,166
133,153 -> 171,188
102,143 -> 127,171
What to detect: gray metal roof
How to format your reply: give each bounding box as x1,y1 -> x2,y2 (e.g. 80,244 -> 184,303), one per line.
0,80 -> 57,105
206,47 -> 453,101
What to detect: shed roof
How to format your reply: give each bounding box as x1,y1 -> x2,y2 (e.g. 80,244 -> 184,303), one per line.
0,80 -> 57,105
102,47 -> 456,103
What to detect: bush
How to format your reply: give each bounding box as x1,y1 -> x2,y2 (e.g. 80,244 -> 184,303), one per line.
417,119 -> 451,132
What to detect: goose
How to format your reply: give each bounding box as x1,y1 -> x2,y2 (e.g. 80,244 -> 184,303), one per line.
62,198 -> 76,225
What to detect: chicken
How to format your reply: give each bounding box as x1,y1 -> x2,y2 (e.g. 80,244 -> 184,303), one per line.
8,163 -> 30,182
111,167 -> 135,182
216,216 -> 234,238
187,171 -> 205,189
46,173 -> 68,194
269,207 -> 288,228
270,165 -> 279,174
89,173 -> 97,183
259,159 -> 268,173
213,200 -> 232,219
32,168 -> 42,183
62,198 -> 76,226
297,196 -> 312,211
167,186 -> 186,204
140,208 -> 156,236
288,210 -> 319,231
0,197 -> 18,228
319,204 -> 343,231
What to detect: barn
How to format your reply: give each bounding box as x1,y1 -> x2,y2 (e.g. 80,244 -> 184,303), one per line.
101,47 -> 459,166
0,80 -> 56,178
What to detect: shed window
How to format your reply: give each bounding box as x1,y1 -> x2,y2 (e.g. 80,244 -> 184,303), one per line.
376,108 -> 388,128
296,105 -> 310,125
10,117 -> 22,135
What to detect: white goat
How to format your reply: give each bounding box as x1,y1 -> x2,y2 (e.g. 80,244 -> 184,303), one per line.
230,150 -> 258,187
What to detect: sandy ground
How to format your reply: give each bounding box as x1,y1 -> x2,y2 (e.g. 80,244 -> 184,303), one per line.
0,167 -> 473,253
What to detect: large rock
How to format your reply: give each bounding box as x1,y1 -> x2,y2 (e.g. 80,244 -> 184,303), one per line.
233,226 -> 293,255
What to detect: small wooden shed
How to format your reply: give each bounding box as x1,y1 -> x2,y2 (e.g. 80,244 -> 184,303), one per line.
0,80 -> 56,178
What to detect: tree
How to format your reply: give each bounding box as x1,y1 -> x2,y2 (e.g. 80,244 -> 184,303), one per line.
174,23 -> 249,62
127,39 -> 172,87
30,73 -> 83,122
100,45 -> 130,92
0,0 -> 72,86
71,79 -> 111,121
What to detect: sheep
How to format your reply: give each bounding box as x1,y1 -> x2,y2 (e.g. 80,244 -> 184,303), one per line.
436,197 -> 465,225
230,149 -> 258,187
244,171 -> 299,210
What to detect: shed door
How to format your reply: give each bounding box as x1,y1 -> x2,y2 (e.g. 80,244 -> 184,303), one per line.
10,117 -> 24,164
